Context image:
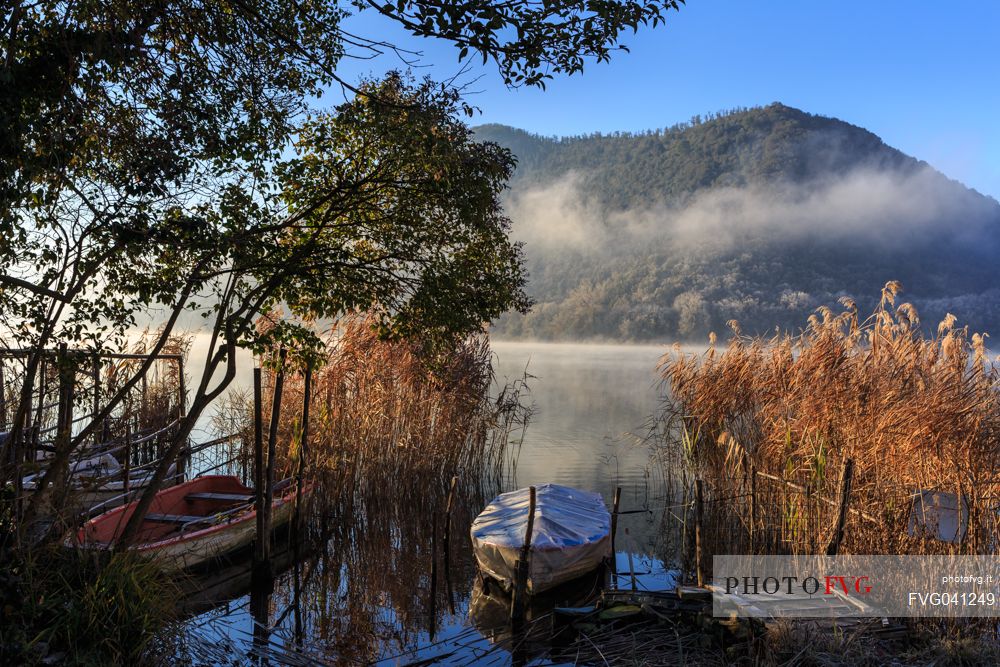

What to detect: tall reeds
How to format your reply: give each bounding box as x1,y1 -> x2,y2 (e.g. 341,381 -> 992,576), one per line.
195,314 -> 530,663
657,282 -> 1000,557
216,314 -> 528,497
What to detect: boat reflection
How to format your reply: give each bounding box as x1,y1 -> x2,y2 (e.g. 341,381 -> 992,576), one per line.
469,567 -> 607,664
179,477 -> 495,665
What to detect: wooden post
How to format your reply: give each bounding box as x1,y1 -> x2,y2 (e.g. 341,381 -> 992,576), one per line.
261,349 -> 287,570
29,425 -> 39,470
510,486 -> 537,624
443,475 -> 458,614
252,367 -> 266,579
0,360 -> 7,430
695,478 -> 704,588
749,460 -> 757,553
291,364 -> 310,650
91,354 -> 100,447
122,420 -> 131,495
140,371 -> 148,433
34,358 -> 45,437
293,365 -> 311,537
56,345 -> 74,450
825,458 -> 855,556
176,356 -> 188,480
610,486 -> 622,586
626,546 -> 638,592
12,429 -> 22,532
176,357 -> 186,419
429,510 -> 438,641
680,482 -> 690,581
610,486 -> 622,553
5,357 -> 16,525
48,346 -> 75,518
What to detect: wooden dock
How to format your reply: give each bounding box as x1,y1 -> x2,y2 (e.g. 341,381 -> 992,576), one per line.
594,586 -> 909,641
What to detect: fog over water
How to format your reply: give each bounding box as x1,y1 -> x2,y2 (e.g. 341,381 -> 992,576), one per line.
182,339 -> 700,663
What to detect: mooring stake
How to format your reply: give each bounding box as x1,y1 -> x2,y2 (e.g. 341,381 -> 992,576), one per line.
695,478 -> 704,588
610,486 -> 622,587
510,485 -> 537,624
443,475 -> 458,614
252,367 -> 266,583
261,349 -> 287,576
825,458 -> 855,555
429,510 -> 438,640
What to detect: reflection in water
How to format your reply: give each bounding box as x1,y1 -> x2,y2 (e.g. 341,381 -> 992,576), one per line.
493,342 -> 675,561
180,342 -> 687,664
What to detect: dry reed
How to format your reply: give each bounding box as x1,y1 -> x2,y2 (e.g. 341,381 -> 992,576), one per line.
215,314 -> 527,497
196,314 -> 531,663
658,281 -> 1000,558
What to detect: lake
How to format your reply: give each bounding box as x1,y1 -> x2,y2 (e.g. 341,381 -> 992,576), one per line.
180,341 -> 694,665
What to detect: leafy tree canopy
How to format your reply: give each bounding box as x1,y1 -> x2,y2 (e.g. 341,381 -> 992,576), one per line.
0,0 -> 684,539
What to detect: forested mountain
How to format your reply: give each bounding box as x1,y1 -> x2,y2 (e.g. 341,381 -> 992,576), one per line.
476,104 -> 1000,341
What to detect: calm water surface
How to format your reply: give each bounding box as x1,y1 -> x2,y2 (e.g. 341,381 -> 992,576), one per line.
181,341 -> 691,665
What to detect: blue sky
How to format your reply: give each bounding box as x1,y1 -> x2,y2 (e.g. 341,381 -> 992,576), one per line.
332,1 -> 1000,199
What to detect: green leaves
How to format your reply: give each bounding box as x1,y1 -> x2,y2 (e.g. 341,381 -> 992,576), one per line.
366,1 -> 684,88
268,72 -> 530,352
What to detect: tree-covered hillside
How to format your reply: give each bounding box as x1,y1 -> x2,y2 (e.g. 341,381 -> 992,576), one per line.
476,104 -> 1000,341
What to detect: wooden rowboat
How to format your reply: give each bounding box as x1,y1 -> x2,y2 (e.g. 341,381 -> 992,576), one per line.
22,452 -> 180,517
70,475 -> 306,572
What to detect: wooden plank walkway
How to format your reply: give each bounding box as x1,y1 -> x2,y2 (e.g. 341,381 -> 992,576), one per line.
598,587 -> 909,640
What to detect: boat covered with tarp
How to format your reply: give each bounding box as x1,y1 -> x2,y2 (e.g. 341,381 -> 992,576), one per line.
471,483 -> 611,594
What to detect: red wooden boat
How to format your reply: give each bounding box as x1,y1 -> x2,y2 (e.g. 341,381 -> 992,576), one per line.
70,475 -> 307,572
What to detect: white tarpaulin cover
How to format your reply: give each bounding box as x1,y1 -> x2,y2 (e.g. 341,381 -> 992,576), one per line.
470,483 -> 611,593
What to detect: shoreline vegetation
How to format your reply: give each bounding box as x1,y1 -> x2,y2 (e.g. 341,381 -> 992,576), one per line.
3,3 -> 997,664
2,285 -> 997,664
2,317 -> 532,664
212,314 -> 531,504
653,281 -> 1000,664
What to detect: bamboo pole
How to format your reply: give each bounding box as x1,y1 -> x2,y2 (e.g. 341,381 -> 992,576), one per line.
610,486 -> 622,552
754,469 -> 877,523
